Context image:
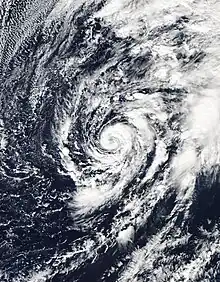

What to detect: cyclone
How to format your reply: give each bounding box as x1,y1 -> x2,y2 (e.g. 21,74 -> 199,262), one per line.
1,0 -> 220,282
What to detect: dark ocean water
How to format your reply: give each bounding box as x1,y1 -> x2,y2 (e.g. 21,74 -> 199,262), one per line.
0,1 -> 220,281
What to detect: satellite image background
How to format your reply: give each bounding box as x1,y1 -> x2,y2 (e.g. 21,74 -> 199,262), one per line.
0,0 -> 220,281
